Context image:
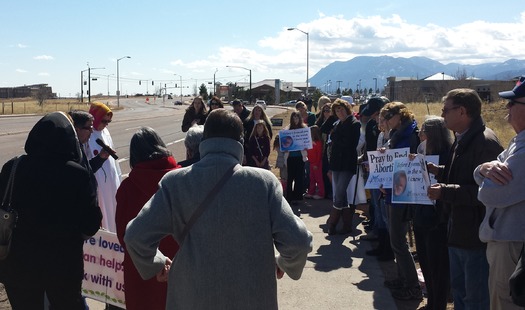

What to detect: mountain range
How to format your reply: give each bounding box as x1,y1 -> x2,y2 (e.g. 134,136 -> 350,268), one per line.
309,56 -> 525,92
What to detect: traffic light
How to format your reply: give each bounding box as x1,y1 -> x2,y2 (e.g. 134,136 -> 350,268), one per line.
152,81 -> 154,85
139,80 -> 141,85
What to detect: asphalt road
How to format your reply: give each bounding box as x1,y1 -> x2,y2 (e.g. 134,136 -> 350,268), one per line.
0,99 -> 287,176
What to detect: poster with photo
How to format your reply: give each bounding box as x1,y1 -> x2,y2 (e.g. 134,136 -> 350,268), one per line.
365,148 -> 410,189
391,154 -> 439,205
279,127 -> 312,152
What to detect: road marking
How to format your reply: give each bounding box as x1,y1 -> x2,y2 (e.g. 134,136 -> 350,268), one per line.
167,138 -> 184,146
125,126 -> 142,131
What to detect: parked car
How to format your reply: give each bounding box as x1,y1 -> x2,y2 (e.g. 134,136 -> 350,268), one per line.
255,99 -> 267,109
281,100 -> 297,106
167,94 -> 173,99
174,100 -> 182,105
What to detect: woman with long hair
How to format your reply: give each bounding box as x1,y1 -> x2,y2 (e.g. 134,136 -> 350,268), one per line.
247,120 -> 271,169
283,111 -> 308,203
325,98 -> 361,235
208,96 -> 224,111
116,127 -> 181,310
380,101 -> 422,301
412,116 -> 453,310
244,104 -> 273,139
181,96 -> 208,132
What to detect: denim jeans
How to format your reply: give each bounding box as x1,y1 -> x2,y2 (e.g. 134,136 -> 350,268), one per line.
448,246 -> 489,310
332,170 -> 354,209
388,204 -> 419,287
371,189 -> 387,231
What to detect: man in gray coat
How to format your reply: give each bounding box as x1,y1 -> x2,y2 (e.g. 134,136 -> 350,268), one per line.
475,76 -> 525,310
125,109 -> 313,310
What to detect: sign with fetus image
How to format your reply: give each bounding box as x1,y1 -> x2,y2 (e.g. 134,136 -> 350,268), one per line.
278,127 -> 312,152
391,154 -> 438,205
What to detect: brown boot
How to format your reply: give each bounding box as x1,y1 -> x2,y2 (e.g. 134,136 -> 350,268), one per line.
339,207 -> 355,235
327,208 -> 342,235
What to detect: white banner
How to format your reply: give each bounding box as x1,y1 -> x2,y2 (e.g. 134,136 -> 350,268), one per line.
391,154 -> 438,205
279,127 -> 312,152
82,230 -> 126,308
365,148 -> 410,189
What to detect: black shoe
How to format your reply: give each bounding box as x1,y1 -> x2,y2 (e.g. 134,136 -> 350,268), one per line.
359,234 -> 379,241
338,227 -> 352,235
391,286 -> 423,301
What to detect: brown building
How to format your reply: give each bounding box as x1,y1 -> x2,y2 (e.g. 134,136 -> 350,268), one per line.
385,76 -> 516,103
0,84 -> 55,99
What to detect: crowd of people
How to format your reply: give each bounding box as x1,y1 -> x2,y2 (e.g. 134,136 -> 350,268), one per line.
1,79 -> 525,309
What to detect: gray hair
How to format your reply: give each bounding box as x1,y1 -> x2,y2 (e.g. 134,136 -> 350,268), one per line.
184,125 -> 204,156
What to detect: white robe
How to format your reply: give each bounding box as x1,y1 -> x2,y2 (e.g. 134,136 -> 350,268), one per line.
87,128 -> 122,232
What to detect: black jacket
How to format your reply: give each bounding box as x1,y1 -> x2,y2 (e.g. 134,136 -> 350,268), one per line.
329,115 -> 361,173
0,112 -> 102,286
437,117 -> 503,249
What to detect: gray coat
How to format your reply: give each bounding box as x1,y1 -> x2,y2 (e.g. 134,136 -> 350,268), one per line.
125,137 -> 313,310
476,130 -> 525,242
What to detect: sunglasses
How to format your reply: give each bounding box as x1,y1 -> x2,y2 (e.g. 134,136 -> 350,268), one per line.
81,126 -> 93,131
101,119 -> 112,124
383,112 -> 396,120
441,106 -> 460,114
210,102 -> 219,105
323,109 -> 331,112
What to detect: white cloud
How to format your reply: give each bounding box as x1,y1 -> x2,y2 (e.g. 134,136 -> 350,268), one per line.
17,43 -> 27,48
34,55 -> 54,60
16,69 -> 27,73
181,13 -> 525,81
38,72 -> 50,76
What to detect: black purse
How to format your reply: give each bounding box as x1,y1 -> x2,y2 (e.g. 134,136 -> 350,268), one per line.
509,244 -> 525,307
0,155 -> 23,260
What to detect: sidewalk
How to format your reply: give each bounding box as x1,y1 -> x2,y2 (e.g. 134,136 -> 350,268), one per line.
86,198 -> 425,310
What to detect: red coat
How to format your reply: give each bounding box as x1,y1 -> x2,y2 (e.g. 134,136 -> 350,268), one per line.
116,156 -> 180,310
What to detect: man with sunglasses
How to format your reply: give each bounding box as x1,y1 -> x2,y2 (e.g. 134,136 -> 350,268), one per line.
474,76 -> 525,309
427,88 -> 503,310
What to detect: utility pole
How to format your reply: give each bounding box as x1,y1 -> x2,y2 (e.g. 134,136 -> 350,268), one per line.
336,80 -> 342,93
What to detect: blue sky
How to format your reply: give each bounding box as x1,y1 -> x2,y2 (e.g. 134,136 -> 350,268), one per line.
1,0 -> 524,97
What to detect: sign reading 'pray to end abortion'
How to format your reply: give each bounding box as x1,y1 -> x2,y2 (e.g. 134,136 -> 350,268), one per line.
82,229 -> 126,308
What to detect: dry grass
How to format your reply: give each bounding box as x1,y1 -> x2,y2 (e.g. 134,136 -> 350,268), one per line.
0,97 -> 117,115
407,100 -> 513,147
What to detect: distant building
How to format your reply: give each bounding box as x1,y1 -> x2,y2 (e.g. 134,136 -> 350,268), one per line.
0,84 -> 55,99
234,79 -> 315,104
385,75 -> 516,103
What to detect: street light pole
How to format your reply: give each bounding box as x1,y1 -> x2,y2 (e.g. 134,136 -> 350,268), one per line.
174,74 -> 183,102
226,65 -> 252,103
213,68 -> 218,96
106,74 -> 114,97
287,27 -> 309,96
117,56 -> 131,108
80,69 -> 89,103
87,65 -> 105,103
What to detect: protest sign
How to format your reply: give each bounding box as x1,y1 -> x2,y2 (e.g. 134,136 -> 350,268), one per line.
279,127 -> 312,152
391,154 -> 439,205
365,148 -> 409,189
82,229 -> 126,308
